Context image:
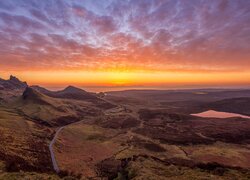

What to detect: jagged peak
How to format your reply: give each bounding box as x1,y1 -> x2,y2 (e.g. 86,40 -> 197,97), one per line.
9,75 -> 27,85
9,75 -> 19,81
0,75 -> 28,90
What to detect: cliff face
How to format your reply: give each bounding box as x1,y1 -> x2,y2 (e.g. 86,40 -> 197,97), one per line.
0,75 -> 28,90
0,75 -> 28,102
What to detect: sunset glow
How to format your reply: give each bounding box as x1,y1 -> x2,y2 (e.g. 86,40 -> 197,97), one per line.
1,70 -> 250,89
0,0 -> 250,89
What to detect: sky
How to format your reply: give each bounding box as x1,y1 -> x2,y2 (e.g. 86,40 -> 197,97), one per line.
0,0 -> 250,90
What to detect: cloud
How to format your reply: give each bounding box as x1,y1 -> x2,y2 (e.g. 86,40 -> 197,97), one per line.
0,12 -> 46,31
71,5 -> 88,17
91,15 -> 118,34
29,9 -> 50,24
0,0 -> 249,72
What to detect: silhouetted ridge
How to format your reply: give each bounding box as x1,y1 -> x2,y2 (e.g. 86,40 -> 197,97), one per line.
31,85 -> 116,109
63,85 -> 85,92
57,85 -> 99,100
10,75 -> 20,82
22,87 -> 50,105
0,75 -> 27,90
32,85 -> 97,101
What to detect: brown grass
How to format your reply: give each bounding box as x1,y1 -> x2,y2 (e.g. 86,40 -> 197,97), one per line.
54,123 -> 124,177
0,106 -> 53,172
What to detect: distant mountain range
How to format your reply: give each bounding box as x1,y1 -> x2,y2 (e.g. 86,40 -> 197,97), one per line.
0,75 -> 114,107
31,85 -> 100,102
0,75 -> 116,126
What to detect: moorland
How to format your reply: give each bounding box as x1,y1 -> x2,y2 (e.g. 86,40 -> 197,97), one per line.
0,76 -> 250,179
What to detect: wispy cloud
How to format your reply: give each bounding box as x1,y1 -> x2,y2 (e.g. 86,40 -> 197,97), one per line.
0,0 -> 249,72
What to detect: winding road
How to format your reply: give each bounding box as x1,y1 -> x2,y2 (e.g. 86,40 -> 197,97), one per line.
49,126 -> 64,173
48,106 -> 122,173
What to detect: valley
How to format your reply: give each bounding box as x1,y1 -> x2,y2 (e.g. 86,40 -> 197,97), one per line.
0,76 -> 250,179
1,0 -> 249,179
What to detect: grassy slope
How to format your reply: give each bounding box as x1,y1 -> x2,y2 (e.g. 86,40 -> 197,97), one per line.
50,106 -> 249,179
0,172 -> 60,180
207,97 -> 250,116
126,157 -> 250,180
54,122 -> 123,178
9,89 -> 101,127
1,87 -> 250,179
54,117 -> 250,179
0,106 -> 53,172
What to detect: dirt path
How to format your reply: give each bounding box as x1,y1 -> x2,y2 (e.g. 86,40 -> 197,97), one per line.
49,126 -> 64,173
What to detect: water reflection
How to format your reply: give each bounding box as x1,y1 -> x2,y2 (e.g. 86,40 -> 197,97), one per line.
191,110 -> 250,119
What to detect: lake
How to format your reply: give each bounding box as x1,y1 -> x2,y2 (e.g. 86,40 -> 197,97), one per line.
191,110 -> 250,119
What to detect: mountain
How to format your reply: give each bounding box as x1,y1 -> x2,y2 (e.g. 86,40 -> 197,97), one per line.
32,85 -> 97,101
0,75 -> 28,90
32,85 -> 116,109
22,87 -> 52,105
1,78 -> 250,179
14,87 -> 101,127
0,75 -> 28,102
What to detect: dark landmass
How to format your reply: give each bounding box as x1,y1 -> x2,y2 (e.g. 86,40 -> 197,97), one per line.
0,76 -> 250,179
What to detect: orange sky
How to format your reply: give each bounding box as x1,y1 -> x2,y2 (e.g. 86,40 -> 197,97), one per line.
0,0 -> 250,89
2,70 -> 250,89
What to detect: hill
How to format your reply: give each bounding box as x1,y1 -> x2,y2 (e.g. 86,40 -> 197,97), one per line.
32,86 -> 97,100
0,77 -> 250,179
0,75 -> 28,102
12,87 -> 101,127
0,105 -> 53,173
107,89 -> 250,102
32,85 -> 116,109
0,75 -> 27,90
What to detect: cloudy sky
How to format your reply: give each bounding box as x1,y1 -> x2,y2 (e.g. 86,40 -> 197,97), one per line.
0,0 -> 250,88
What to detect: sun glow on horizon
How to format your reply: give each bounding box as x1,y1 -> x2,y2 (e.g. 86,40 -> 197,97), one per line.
0,0 -> 249,88
2,69 -> 250,89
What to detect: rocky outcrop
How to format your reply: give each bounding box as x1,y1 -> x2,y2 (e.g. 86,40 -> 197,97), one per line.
0,75 -> 28,102
0,75 -> 28,90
